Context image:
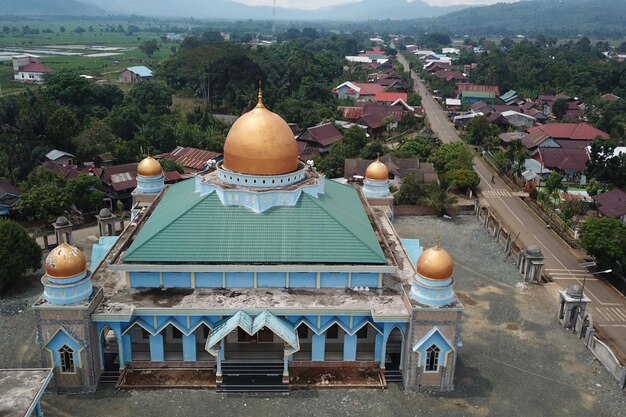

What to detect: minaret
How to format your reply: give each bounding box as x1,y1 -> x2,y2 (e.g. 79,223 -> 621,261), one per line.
363,154 -> 391,198
132,156 -> 165,218
410,242 -> 456,307
41,243 -> 93,305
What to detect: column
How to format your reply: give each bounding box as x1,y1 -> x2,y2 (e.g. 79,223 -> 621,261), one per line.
34,401 -> 43,417
217,340 -> 224,376
121,333 -> 133,367
183,334 -> 196,361
149,334 -> 164,361
343,334 -> 357,361
311,333 -> 326,361
374,333 -> 384,367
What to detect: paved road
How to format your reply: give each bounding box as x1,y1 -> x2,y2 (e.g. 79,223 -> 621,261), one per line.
397,51 -> 626,361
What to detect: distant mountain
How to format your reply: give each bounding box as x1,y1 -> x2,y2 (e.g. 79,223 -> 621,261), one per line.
0,0 -> 105,16
80,0 -> 465,20
418,0 -> 626,37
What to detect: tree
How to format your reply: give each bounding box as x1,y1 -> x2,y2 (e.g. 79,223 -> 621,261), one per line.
73,120 -> 115,162
428,141 -> 473,174
342,126 -> 368,155
17,168 -> 70,224
59,26 -> 65,33
580,218 -> 626,274
407,93 -> 422,106
360,141 -> 385,160
587,139 -> 626,188
544,171 -> 567,204
464,115 -> 499,146
46,107 -> 81,151
160,159 -> 185,174
125,82 -> 173,114
139,39 -> 160,58
444,169 -> 480,191
44,71 -> 93,108
426,184 -> 458,217
395,173 -> 426,205
394,138 -> 431,160
65,174 -> 104,213
552,98 -> 569,120
0,219 -> 41,292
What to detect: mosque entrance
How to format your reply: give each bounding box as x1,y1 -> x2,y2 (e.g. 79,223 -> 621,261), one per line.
223,327 -> 284,362
385,328 -> 404,371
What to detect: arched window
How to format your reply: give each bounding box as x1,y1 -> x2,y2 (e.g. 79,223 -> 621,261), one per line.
425,344 -> 440,372
59,345 -> 75,373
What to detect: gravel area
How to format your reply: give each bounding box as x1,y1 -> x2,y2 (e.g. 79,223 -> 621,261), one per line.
1,217 -> 625,417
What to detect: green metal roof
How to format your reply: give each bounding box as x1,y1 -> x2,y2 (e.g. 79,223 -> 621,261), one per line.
462,91 -> 496,98
499,90 -> 518,101
123,178 -> 387,264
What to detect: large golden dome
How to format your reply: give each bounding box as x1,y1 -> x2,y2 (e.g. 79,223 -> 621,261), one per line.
137,156 -> 162,176
417,244 -> 454,281
223,90 -> 298,175
45,243 -> 87,279
365,156 -> 389,180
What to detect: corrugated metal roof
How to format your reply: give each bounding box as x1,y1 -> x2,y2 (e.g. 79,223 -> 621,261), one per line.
126,66 -> 153,77
123,178 -> 386,264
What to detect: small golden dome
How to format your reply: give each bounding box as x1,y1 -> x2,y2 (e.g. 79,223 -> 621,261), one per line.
223,88 -> 298,175
365,156 -> 389,180
417,244 -> 454,281
137,156 -> 162,177
45,243 -> 87,279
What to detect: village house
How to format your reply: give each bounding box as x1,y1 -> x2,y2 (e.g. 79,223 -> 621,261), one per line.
46,150 -> 76,167
296,123 -> 343,155
457,84 -> 500,104
13,54 -> 54,83
592,189 -> 626,223
521,123 -> 609,155
535,147 -> 590,182
334,82 -> 385,101
0,181 -> 21,216
119,66 -> 154,83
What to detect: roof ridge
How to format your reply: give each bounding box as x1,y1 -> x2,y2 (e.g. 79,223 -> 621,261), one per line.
302,183 -> 386,263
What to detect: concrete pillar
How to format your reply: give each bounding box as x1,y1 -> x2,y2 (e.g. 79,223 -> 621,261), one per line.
375,333 -> 384,368
35,401 -> 43,417
121,333 -> 132,367
311,333 -> 326,361
183,334 -> 196,361
343,334 -> 357,361
216,340 -> 224,378
149,334 -> 164,361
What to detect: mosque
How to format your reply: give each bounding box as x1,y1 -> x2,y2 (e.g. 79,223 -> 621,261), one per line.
33,89 -> 463,393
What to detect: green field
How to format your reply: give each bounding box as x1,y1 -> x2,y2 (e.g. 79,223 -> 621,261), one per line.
0,17 -> 190,95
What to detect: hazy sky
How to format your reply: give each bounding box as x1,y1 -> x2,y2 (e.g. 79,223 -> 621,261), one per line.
234,0 -> 518,10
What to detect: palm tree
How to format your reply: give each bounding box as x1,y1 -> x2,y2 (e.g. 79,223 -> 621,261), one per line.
425,184 -> 458,217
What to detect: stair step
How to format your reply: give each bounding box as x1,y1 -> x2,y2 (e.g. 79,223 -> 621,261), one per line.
216,385 -> 289,393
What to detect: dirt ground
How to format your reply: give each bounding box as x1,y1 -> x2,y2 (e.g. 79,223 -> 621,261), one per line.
1,217 -> 625,417
289,367 -> 381,386
122,369 -> 215,387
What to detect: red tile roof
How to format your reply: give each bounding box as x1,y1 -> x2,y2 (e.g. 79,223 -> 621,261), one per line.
592,188 -> 626,218
338,106 -> 364,121
375,92 -> 408,103
353,83 -> 385,96
101,162 -> 183,192
526,123 -> 609,141
161,146 -> 222,171
19,63 -> 54,73
537,148 -> 589,172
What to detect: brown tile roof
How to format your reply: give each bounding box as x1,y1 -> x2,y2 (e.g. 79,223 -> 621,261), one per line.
0,180 -> 20,197
592,188 -> 626,218
41,160 -> 79,179
353,82 -> 386,96
537,148 -> 589,172
161,146 -> 222,171
526,123 -> 609,141
457,84 -> 500,95
338,106 -> 363,121
305,124 -> 343,147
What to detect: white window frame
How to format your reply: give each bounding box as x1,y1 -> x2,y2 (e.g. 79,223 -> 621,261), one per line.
59,344 -> 76,374
424,344 -> 440,373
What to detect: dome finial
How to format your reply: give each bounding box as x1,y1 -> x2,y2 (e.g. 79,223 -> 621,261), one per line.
435,233 -> 441,249
256,80 -> 265,109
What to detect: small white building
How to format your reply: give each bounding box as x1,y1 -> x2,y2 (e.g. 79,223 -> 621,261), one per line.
46,150 -> 76,167
12,54 -> 54,83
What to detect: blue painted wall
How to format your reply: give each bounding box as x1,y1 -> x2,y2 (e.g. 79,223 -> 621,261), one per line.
163,272 -> 191,288
320,272 -> 349,288
258,272 -> 286,287
289,272 -> 316,288
130,272 -> 159,288
195,272 -> 222,288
